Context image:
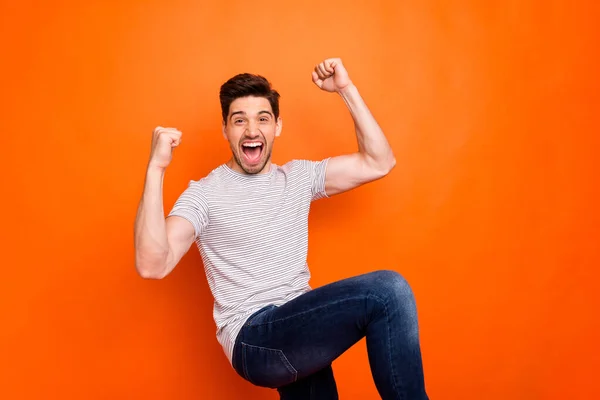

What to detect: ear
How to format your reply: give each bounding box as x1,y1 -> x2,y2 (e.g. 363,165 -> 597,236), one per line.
275,116 -> 282,137
222,120 -> 228,140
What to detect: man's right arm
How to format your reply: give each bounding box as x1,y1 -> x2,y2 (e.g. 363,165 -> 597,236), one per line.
134,126 -> 194,279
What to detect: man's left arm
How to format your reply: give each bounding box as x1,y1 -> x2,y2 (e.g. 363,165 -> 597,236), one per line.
312,58 -> 396,197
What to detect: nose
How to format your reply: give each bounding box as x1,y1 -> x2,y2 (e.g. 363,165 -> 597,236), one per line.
246,121 -> 260,137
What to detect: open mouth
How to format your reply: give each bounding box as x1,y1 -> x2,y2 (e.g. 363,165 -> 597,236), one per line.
241,141 -> 264,164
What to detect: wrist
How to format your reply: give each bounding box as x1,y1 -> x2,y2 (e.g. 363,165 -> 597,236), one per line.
146,163 -> 166,177
337,82 -> 357,97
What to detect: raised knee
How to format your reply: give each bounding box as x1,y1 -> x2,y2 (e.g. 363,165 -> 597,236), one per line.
366,271 -> 420,341
369,270 -> 414,301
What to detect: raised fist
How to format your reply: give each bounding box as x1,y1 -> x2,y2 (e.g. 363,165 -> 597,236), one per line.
148,126 -> 182,170
311,58 -> 351,93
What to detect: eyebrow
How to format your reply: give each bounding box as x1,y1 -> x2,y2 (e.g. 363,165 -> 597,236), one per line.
230,110 -> 273,119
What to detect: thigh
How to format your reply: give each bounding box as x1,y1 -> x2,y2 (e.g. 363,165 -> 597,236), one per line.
233,271 -> 385,388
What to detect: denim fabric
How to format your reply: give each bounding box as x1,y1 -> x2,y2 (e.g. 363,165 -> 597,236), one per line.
231,270 -> 429,400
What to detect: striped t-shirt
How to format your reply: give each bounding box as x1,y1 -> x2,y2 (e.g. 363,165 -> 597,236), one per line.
168,158 -> 330,365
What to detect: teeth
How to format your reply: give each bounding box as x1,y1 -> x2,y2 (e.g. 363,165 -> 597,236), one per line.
243,143 -> 262,147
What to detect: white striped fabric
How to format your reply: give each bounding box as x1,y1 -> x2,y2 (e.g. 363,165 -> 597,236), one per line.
168,158 -> 330,365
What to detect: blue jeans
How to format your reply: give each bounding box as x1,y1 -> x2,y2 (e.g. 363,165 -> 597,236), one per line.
231,270 -> 429,400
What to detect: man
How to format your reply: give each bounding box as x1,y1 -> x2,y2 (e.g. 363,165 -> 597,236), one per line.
134,58 -> 429,399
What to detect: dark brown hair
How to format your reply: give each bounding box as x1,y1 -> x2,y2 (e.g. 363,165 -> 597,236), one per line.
219,73 -> 280,124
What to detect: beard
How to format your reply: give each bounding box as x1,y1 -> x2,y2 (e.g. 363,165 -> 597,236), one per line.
230,140 -> 273,175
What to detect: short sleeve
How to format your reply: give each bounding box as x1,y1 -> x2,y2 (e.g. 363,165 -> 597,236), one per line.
309,158 -> 331,201
167,181 -> 210,239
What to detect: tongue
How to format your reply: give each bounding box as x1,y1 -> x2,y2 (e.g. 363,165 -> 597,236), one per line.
243,146 -> 261,163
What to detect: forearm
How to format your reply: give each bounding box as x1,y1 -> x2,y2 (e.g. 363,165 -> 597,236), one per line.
134,166 -> 170,278
338,84 -> 396,171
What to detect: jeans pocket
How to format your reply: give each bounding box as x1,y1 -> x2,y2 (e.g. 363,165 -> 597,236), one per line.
241,342 -> 298,388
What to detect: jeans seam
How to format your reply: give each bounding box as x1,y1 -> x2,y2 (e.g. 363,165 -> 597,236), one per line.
242,342 -> 251,383
244,305 -> 276,327
368,293 -> 404,400
246,296 -> 377,327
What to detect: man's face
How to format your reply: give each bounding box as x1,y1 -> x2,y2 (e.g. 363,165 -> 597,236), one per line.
222,96 -> 282,174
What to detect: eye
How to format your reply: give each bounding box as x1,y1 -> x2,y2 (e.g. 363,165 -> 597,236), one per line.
260,117 -> 269,122
234,119 -> 244,124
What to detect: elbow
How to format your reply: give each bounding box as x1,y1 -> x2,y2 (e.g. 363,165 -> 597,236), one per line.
362,153 -> 396,182
136,266 -> 167,280
386,156 -> 397,174
135,254 -> 168,279
373,155 -> 396,178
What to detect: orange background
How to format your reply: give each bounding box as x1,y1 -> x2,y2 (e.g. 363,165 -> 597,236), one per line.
2,1 -> 599,399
